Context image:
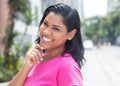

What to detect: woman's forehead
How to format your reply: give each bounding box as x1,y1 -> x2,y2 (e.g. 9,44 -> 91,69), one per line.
46,12 -> 63,20
45,12 -> 65,25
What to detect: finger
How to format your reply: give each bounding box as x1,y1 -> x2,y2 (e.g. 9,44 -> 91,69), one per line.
34,44 -> 46,58
28,53 -> 37,63
34,44 -> 44,51
31,48 -> 42,61
31,49 -> 42,61
26,51 -> 37,64
31,48 -> 41,57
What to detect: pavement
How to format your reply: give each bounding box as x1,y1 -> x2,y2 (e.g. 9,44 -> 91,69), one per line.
82,46 -> 120,86
0,46 -> 120,86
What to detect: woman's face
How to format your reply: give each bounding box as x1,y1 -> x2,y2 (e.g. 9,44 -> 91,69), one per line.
39,12 -> 71,51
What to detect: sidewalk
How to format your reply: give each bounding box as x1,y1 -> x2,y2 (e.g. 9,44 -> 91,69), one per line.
82,46 -> 120,86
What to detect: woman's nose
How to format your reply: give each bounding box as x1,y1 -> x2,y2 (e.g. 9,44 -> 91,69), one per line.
43,29 -> 51,36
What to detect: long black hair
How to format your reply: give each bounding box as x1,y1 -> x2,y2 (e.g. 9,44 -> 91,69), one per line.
35,3 -> 85,68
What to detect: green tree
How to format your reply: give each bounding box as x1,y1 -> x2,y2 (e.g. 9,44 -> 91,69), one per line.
82,6 -> 120,45
101,7 -> 120,44
82,16 -> 103,44
0,0 -> 36,82
4,0 -> 30,69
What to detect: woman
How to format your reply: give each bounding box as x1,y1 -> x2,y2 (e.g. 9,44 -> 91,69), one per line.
8,3 -> 85,86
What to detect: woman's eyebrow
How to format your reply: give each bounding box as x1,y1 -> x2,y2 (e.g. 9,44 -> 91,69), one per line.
44,19 -> 48,23
44,19 -> 62,29
53,25 -> 61,28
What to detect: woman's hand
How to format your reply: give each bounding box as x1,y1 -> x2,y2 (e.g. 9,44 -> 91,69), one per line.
8,44 -> 44,86
24,44 -> 44,69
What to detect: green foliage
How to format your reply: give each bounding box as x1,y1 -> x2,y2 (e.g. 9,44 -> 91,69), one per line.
0,53 -> 24,82
8,0 -> 37,25
21,43 -> 31,55
0,43 -> 31,82
24,9 -> 37,25
1,0 -> 35,82
82,16 -> 103,44
8,0 -> 30,16
101,8 -> 120,44
0,54 -> 4,64
82,6 -> 120,45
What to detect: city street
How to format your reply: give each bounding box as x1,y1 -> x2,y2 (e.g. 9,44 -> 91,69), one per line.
82,46 -> 120,86
0,46 -> 120,86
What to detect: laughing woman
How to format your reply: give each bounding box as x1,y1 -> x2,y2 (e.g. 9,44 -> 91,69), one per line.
8,3 -> 85,86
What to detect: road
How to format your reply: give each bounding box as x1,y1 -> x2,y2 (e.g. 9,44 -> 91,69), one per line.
0,46 -> 120,86
82,46 -> 120,86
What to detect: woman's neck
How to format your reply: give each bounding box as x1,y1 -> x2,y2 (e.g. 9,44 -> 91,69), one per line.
43,47 -> 64,61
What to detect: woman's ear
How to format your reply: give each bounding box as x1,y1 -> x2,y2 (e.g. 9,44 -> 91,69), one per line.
67,29 -> 76,40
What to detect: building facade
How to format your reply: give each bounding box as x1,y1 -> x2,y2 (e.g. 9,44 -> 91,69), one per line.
40,0 -> 84,20
107,0 -> 120,12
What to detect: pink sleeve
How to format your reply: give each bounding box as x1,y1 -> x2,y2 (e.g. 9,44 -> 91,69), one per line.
57,63 -> 83,86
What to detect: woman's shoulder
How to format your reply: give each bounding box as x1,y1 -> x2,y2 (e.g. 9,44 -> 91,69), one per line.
57,53 -> 83,85
59,53 -> 80,70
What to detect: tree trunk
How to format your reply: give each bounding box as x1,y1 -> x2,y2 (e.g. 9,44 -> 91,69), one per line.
3,1 -> 14,68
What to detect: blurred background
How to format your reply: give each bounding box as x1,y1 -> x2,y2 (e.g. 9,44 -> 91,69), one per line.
0,0 -> 120,86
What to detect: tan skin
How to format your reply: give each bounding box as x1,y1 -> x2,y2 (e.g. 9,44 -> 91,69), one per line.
8,12 -> 76,86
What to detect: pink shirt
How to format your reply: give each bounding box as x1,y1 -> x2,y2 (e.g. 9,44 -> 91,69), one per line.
24,53 -> 83,86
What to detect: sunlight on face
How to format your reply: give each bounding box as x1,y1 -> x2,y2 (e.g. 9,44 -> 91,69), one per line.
39,12 -> 69,51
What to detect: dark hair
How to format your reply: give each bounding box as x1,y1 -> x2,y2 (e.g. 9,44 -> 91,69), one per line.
35,3 -> 85,68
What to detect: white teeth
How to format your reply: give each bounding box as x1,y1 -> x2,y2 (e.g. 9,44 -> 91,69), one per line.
43,37 -> 52,42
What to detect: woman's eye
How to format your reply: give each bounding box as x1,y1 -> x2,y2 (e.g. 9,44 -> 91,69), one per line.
53,27 -> 60,31
43,22 -> 48,26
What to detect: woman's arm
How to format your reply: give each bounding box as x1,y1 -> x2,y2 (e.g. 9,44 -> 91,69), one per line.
8,44 -> 43,86
8,64 -> 31,86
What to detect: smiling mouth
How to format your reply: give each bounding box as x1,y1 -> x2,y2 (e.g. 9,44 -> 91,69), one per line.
43,37 -> 52,42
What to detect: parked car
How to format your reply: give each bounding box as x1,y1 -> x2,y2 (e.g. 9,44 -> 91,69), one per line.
83,40 -> 94,49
